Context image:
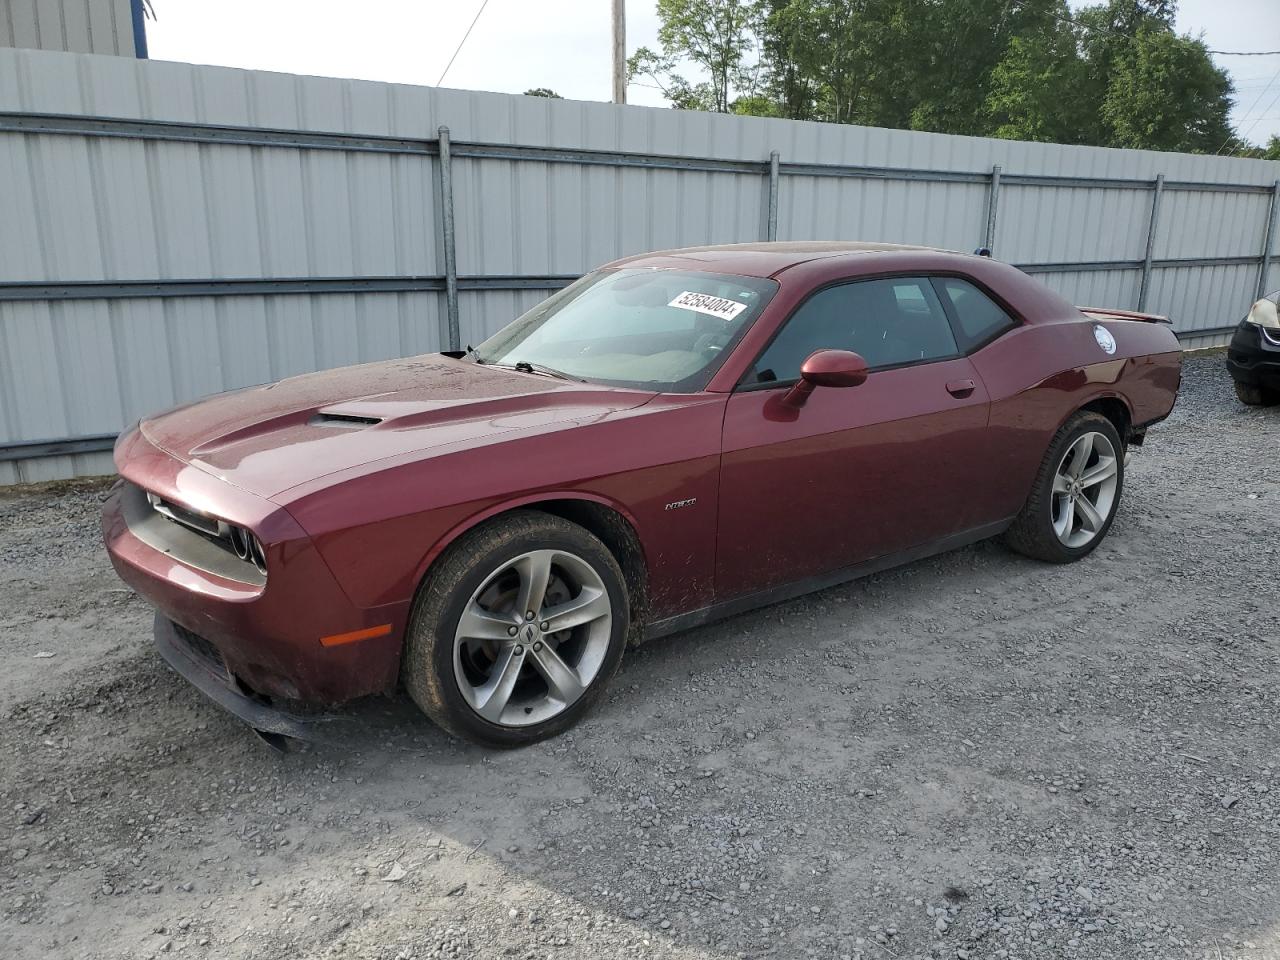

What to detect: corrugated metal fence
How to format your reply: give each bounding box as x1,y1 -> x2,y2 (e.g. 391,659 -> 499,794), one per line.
1,47 -> 1278,484
1,0 -> 140,58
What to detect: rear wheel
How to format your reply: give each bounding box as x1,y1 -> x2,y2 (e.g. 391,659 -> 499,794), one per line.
1234,380 -> 1279,406
403,511 -> 629,747
1004,411 -> 1124,563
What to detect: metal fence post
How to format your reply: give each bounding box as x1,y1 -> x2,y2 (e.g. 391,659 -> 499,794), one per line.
1138,173 -> 1164,311
437,125 -> 461,352
1257,179 -> 1280,301
983,164 -> 1001,253
766,151 -> 780,241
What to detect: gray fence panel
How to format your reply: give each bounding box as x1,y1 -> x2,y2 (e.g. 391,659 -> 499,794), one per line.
1030,269 -> 1143,314
1,46 -> 1279,483
1156,187 -> 1271,261
0,291 -> 445,480
1148,262 -> 1262,331
1,0 -> 135,57
778,176 -> 989,252
997,184 -> 1153,264
1,133 -> 440,283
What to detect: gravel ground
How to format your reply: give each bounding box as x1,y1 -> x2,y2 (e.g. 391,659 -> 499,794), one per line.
1,354 -> 1277,960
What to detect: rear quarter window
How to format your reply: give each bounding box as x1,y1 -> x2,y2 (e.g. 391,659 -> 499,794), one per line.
935,277 -> 1017,352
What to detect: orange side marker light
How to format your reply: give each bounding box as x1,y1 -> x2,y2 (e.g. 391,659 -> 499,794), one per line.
319,624 -> 393,647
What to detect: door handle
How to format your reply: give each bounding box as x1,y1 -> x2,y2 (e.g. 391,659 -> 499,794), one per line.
946,378 -> 976,398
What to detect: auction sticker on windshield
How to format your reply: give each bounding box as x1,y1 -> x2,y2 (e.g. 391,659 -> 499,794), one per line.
668,291 -> 749,322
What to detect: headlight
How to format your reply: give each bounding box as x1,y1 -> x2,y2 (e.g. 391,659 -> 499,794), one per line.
1245,296 -> 1279,331
229,525 -> 268,574
144,488 -> 268,577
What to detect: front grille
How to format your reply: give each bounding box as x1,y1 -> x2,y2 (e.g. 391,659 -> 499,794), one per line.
146,490 -> 225,540
172,622 -> 228,676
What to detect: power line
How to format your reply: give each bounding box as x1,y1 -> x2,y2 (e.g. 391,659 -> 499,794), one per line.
437,0 -> 494,87
1211,50 -> 1280,56
1220,63 -> 1280,155
1230,83 -> 1280,156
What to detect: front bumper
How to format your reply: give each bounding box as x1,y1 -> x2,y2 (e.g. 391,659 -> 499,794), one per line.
1227,321 -> 1280,390
102,429 -> 409,711
154,613 -> 324,739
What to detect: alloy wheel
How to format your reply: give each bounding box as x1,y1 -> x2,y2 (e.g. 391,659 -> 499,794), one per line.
452,549 -> 613,727
1050,430 -> 1120,548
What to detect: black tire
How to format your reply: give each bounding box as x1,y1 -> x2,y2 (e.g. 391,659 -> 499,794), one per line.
402,510 -> 629,747
1004,411 -> 1125,564
1234,380 -> 1279,407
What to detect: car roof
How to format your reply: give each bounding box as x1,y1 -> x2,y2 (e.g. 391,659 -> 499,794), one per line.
605,241 -> 985,279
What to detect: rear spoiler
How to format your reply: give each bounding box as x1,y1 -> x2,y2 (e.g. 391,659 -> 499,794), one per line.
1078,306 -> 1171,325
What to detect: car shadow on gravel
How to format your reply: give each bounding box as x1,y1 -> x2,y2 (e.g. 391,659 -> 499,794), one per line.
251,522 -> 1277,959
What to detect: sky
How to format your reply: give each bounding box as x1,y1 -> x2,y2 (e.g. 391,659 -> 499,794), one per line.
144,0 -> 1280,147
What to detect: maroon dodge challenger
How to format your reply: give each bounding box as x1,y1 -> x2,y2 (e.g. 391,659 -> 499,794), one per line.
103,242 -> 1182,746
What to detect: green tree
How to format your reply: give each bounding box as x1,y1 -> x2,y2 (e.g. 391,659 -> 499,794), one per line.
903,0 -> 1020,136
754,0 -> 819,120
985,3 -> 1099,144
1101,26 -> 1233,151
1238,135 -> 1280,160
523,88 -> 562,98
641,0 -> 1247,155
628,0 -> 759,113
762,0 -> 874,125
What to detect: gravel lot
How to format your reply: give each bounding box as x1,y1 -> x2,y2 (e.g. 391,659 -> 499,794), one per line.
1,354 -> 1277,960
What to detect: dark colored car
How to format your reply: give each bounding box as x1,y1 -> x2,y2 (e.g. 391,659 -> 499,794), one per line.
1226,293 -> 1280,406
102,242 -> 1182,746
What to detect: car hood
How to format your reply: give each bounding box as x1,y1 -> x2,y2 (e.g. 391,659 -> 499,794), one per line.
140,355 -> 656,499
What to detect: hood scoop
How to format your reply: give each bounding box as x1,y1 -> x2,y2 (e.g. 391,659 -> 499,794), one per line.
309,411 -> 383,429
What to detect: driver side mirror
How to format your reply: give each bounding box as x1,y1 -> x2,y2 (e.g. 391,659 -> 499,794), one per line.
782,349 -> 869,408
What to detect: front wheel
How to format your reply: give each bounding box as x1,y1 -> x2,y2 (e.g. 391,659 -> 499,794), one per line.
1234,380 -> 1279,407
403,511 -> 629,747
1004,411 -> 1125,563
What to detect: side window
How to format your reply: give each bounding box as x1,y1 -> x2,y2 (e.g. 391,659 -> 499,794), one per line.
750,277 -> 958,384
935,277 -> 1017,351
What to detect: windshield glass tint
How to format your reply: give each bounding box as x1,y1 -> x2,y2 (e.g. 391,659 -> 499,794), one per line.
474,269 -> 778,391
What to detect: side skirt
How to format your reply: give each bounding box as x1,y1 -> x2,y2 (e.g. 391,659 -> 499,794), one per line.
642,518 -> 1014,642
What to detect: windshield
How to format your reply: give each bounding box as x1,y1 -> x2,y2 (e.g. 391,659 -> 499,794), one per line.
473,268 -> 778,392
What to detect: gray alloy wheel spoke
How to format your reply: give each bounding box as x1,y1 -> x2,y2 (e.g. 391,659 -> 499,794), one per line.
1053,496 -> 1075,539
1074,494 -> 1104,533
513,551 -> 554,620
1066,433 -> 1093,478
542,588 -> 610,634
528,641 -> 585,704
1079,456 -> 1118,490
1051,430 -> 1120,548
457,605 -> 519,641
453,548 -> 613,729
473,643 -> 525,722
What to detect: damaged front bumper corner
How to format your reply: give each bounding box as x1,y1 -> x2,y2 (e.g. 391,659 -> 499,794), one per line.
153,612 -> 329,742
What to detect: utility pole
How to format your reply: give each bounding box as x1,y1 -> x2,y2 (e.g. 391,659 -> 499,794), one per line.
612,0 -> 626,104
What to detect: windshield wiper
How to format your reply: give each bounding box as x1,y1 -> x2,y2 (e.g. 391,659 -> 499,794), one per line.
506,360 -> 587,382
